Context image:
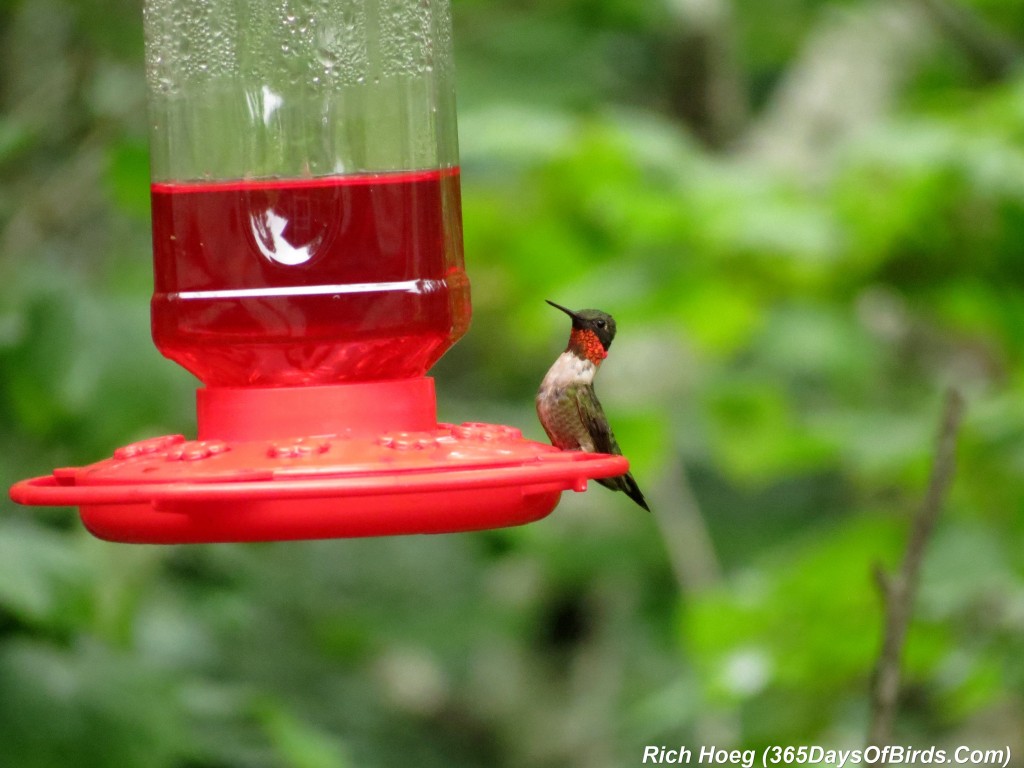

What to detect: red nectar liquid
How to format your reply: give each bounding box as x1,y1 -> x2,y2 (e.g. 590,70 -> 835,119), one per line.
151,169 -> 470,386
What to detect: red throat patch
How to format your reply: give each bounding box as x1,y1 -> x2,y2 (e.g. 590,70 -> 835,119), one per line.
568,328 -> 608,365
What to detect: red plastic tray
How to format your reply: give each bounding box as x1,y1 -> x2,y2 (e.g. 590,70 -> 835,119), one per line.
9,380 -> 629,543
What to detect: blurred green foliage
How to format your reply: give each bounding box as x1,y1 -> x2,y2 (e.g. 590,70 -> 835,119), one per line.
2,0 -> 1024,765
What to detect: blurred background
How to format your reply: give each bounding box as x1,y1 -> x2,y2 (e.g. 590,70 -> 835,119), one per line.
2,0 -> 1024,765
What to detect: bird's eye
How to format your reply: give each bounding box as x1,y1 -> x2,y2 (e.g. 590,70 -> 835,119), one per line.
596,320 -> 606,329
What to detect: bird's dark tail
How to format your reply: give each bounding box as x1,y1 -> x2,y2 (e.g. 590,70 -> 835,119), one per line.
597,471 -> 650,512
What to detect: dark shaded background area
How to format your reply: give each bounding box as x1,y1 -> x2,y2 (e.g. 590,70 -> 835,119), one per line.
1,0 -> 1023,765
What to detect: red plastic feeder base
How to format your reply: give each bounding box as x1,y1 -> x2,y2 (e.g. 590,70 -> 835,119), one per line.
8,379 -> 628,544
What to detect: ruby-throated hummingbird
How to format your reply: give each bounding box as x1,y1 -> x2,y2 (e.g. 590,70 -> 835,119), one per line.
536,300 -> 650,512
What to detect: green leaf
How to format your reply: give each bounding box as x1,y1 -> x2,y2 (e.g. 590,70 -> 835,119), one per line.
105,141 -> 151,219
256,700 -> 352,768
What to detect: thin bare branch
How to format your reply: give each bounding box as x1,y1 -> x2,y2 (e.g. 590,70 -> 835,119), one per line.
866,388 -> 966,759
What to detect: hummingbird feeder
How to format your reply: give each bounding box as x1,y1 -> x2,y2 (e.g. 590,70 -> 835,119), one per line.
8,0 -> 627,543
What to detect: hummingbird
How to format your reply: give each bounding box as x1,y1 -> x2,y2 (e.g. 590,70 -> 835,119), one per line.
536,300 -> 650,512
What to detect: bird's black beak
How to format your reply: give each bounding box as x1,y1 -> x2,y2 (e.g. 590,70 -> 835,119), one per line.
546,300 -> 581,322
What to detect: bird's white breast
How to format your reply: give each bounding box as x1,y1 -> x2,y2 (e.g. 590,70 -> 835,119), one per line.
536,352 -> 598,452
538,352 -> 596,397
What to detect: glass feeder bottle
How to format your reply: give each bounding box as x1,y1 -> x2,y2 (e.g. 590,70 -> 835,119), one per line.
144,0 -> 470,387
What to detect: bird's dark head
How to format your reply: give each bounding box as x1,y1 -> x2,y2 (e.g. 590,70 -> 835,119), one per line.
546,300 -> 617,359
